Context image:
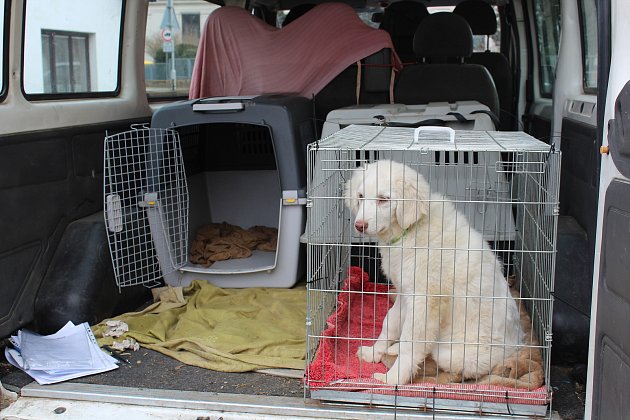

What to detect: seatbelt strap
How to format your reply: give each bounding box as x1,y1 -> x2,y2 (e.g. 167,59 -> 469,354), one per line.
355,61 -> 361,105
372,116 -> 447,128
447,112 -> 470,123
470,109 -> 500,128
389,68 -> 396,104
371,109 -> 500,129
448,110 -> 500,129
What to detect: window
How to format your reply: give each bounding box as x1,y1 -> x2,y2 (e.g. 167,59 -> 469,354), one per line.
277,7 -> 381,29
578,0 -> 598,92
23,0 -> 123,98
472,6 -> 501,53
1,0 -> 7,100
182,13 -> 200,44
533,0 -> 561,97
145,0 -> 219,99
41,30 -> 90,94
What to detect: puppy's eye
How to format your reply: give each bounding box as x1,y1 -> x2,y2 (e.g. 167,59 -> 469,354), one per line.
377,195 -> 390,205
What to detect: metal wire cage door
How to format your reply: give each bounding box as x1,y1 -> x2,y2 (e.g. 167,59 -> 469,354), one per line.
304,125 -> 560,418
103,126 -> 189,289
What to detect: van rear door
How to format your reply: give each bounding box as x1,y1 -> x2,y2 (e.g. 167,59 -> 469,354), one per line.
586,0 -> 630,418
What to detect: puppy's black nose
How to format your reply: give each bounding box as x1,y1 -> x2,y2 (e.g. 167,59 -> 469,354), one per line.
355,220 -> 368,232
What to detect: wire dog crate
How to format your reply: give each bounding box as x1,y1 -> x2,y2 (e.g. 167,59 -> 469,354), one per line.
304,125 -> 560,417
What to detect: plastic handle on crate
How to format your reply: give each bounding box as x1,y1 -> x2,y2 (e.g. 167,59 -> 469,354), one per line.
192,96 -> 257,112
414,126 -> 455,144
192,102 -> 244,112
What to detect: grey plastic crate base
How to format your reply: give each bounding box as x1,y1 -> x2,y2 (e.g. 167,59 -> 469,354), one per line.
185,250 -> 276,274
167,204 -> 304,289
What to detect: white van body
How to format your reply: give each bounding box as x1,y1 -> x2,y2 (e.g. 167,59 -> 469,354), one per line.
0,0 -> 627,419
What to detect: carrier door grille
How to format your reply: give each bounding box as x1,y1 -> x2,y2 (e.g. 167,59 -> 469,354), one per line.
104,127 -> 189,288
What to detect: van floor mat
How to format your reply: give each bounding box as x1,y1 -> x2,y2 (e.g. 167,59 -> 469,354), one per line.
0,351 -> 585,416
548,365 -> 587,420
0,347 -> 303,397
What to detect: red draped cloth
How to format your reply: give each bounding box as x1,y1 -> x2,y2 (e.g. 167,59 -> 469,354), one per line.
189,3 -> 402,99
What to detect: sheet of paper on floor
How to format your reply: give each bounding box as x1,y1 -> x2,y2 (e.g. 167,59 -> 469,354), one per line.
4,321 -> 119,385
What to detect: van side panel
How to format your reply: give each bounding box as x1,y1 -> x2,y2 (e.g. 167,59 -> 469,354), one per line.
0,120 -> 146,337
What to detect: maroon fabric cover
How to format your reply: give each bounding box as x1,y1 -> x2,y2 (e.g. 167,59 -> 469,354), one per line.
305,266 -> 549,405
306,267 -> 391,387
189,4 -> 401,99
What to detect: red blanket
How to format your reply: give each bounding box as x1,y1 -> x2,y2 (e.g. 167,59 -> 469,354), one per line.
305,267 -> 549,406
189,4 -> 401,99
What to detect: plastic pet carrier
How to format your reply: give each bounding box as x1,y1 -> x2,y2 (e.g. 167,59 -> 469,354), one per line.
104,95 -> 315,289
321,101 -> 498,138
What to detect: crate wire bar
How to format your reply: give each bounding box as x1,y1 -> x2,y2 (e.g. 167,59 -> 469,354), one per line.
104,126 -> 189,289
305,125 -> 560,417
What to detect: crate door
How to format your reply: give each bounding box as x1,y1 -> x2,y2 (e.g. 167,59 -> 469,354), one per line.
104,127 -> 189,288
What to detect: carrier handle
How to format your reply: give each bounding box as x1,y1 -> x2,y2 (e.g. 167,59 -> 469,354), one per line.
191,96 -> 257,112
414,126 -> 455,144
192,102 -> 245,112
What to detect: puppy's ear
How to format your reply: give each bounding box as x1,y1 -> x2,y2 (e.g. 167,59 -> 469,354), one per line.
394,170 -> 430,229
344,171 -> 360,213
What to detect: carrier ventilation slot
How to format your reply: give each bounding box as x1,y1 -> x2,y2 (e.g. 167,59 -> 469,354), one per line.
434,151 -> 479,165
239,124 -> 275,156
353,150 -> 379,167
176,125 -> 202,176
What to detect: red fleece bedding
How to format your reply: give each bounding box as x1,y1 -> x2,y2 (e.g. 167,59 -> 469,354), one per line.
305,266 -> 549,406
189,4 -> 402,99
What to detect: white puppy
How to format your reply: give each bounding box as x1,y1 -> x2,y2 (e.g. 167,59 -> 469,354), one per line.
345,159 -> 522,385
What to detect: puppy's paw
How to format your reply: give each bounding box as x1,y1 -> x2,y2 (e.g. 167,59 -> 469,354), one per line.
495,356 -> 540,379
372,370 -> 401,385
357,345 -> 383,363
492,365 -> 513,378
372,372 -> 387,383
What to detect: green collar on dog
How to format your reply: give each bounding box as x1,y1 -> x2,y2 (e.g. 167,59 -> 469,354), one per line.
388,220 -> 420,245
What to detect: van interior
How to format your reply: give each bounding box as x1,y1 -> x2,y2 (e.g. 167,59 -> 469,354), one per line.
0,0 -> 625,419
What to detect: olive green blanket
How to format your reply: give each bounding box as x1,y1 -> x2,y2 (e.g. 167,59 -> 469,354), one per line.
93,280 -> 307,372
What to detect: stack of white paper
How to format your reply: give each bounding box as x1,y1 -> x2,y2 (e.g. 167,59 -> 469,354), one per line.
4,321 -> 119,385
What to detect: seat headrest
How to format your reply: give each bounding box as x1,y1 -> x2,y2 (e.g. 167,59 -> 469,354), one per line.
453,0 -> 497,36
380,1 -> 429,63
413,12 -> 473,60
380,1 -> 429,36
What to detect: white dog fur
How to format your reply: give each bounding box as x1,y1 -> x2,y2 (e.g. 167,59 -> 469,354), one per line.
345,159 -> 522,385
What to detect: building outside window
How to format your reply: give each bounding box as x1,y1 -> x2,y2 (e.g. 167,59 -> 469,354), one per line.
181,13 -> 200,45
23,0 -> 123,97
41,30 -> 90,94
145,1 -> 218,98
